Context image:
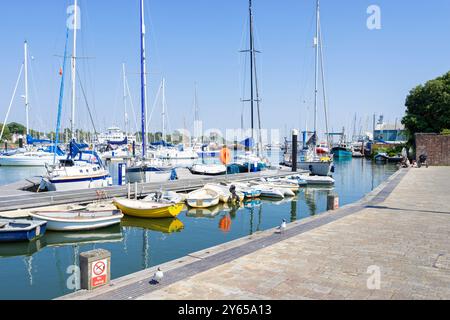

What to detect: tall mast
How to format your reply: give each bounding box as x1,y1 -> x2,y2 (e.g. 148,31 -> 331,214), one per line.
313,0 -> 320,147
24,41 -> 30,136
70,0 -> 78,140
140,0 -> 148,158
123,63 -> 129,136
249,0 -> 255,144
162,78 -> 166,141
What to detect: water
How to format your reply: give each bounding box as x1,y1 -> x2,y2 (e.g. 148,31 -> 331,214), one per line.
0,155 -> 398,299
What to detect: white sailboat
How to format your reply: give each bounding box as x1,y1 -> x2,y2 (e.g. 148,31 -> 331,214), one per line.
297,0 -> 333,176
40,0 -> 111,192
126,0 -> 173,184
0,41 -> 66,167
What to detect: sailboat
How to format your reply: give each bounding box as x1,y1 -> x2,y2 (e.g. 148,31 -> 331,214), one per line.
151,78 -> 198,162
40,0 -> 111,192
232,0 -> 269,173
0,41 -> 66,167
126,0 -> 174,184
296,0 -> 333,176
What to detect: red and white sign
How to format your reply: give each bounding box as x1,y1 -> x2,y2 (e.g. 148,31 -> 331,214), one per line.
91,259 -> 108,288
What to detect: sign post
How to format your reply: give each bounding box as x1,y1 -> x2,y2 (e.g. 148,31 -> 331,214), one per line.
80,249 -> 111,290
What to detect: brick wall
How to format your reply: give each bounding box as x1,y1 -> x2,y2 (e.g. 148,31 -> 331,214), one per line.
415,133 -> 450,166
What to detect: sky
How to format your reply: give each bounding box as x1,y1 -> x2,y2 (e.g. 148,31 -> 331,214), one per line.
1,0 -> 450,140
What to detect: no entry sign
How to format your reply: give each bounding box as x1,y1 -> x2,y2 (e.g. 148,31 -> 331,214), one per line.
91,259 -> 108,288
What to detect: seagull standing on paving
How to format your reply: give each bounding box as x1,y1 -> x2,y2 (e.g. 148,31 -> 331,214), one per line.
153,267 -> 164,284
278,219 -> 287,234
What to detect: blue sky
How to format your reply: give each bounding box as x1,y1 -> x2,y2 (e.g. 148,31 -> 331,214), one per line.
1,0 -> 450,139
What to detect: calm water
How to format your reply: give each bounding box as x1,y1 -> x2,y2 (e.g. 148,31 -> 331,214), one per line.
0,155 -> 397,300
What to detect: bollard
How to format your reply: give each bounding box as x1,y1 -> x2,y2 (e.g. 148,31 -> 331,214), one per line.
327,193 -> 339,211
292,129 -> 298,172
80,249 -> 111,290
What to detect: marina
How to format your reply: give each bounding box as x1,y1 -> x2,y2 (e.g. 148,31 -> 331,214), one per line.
0,0 -> 449,303
0,159 -> 398,300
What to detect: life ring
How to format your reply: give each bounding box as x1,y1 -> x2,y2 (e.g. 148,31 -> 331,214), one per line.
219,147 -> 231,165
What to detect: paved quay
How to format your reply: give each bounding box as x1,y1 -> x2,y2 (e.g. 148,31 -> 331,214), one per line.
62,167 -> 450,300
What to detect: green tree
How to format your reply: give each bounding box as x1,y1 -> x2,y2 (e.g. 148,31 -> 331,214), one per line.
0,123 -> 11,141
402,71 -> 450,145
7,122 -> 26,135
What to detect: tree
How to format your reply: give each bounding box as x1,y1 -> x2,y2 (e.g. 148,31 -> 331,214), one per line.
0,123 -> 11,141
7,122 -> 26,135
402,71 -> 450,144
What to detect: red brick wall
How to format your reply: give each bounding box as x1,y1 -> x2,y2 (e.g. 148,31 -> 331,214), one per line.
416,133 -> 450,166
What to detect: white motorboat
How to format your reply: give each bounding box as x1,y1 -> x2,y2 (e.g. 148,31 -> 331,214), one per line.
190,163 -> 227,176
0,151 -> 65,167
250,184 -> 285,199
186,188 -> 220,208
154,146 -> 199,160
40,154 -> 111,192
299,175 -> 335,186
230,182 -> 262,199
29,210 -> 123,231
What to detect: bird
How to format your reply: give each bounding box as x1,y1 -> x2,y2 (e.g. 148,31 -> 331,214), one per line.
277,219 -> 287,234
152,267 -> 164,284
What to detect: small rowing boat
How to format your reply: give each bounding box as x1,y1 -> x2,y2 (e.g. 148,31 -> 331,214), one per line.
186,188 -> 220,208
113,198 -> 184,219
29,210 -> 123,231
0,219 -> 47,242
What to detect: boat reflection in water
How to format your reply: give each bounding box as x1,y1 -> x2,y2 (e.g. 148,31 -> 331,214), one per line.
0,238 -> 45,258
186,203 -> 240,219
44,225 -> 124,247
219,214 -> 232,233
121,217 -> 184,234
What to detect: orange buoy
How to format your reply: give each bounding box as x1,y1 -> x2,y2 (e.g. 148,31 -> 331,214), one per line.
219,147 -> 231,165
219,214 -> 231,233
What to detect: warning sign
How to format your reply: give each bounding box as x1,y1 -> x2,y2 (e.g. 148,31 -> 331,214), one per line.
91,259 -> 108,288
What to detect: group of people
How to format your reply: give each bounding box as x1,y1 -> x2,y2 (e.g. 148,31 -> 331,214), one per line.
400,154 -> 428,168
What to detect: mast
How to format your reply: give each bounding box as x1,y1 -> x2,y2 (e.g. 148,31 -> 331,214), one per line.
24,41 -> 30,136
140,0 -> 148,158
249,0 -> 255,145
313,0 -> 320,148
70,0 -> 78,140
162,78 -> 166,141
123,63 -> 129,137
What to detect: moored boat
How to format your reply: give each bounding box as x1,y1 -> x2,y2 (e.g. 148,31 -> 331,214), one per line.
0,219 -> 47,242
29,210 -> 123,231
186,188 -> 220,208
113,198 -> 184,219
190,163 -> 227,176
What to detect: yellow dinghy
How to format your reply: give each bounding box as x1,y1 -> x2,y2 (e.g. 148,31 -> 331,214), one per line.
112,198 -> 184,219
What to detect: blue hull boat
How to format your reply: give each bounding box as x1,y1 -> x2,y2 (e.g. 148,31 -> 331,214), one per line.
331,147 -> 352,158
0,219 -> 47,243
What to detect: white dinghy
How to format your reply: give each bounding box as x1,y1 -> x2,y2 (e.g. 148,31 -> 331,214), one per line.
29,210 -> 123,231
186,188 -> 220,208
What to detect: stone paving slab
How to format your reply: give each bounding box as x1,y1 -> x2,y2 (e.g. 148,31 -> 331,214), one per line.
62,167 -> 450,300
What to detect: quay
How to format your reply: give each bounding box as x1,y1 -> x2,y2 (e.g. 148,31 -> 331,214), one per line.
60,167 -> 450,300
0,167 -> 304,217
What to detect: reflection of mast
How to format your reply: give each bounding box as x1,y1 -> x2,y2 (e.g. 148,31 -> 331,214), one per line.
256,205 -> 262,232
24,256 -> 33,286
290,200 -> 298,222
304,189 -> 317,216
143,230 -> 149,269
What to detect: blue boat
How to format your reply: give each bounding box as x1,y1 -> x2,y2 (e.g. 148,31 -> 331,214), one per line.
0,219 -> 47,243
331,144 -> 353,158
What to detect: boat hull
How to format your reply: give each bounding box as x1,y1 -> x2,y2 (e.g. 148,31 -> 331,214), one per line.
43,174 -> 110,192
126,167 -> 173,184
113,199 -> 184,218
29,212 -> 123,231
298,161 -> 332,176
0,220 -> 47,243
331,148 -> 353,158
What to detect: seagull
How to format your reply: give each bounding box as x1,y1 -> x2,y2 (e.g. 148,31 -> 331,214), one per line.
152,267 -> 164,284
277,219 -> 287,234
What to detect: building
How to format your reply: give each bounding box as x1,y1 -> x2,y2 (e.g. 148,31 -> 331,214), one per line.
374,123 -> 407,143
